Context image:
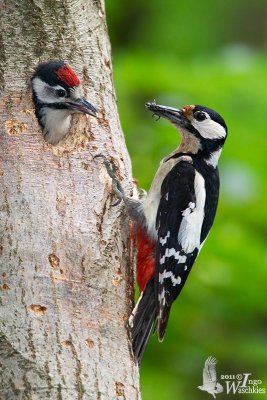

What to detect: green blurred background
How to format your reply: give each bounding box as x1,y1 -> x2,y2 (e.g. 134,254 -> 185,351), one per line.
106,2 -> 267,399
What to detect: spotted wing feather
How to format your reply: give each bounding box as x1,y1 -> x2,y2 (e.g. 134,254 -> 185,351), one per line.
156,161 -> 202,339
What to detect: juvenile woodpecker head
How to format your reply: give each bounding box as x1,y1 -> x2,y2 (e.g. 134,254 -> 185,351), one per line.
146,102 -> 227,164
31,61 -> 97,144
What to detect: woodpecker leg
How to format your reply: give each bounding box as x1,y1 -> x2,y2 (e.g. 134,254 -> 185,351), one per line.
94,154 -> 125,206
95,155 -> 146,226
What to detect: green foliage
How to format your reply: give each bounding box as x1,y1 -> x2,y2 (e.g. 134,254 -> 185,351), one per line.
106,2 -> 267,399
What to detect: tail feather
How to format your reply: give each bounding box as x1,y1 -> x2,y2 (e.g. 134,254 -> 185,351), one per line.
158,306 -> 171,341
129,278 -> 157,364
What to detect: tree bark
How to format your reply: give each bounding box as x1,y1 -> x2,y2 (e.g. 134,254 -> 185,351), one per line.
0,1 -> 140,399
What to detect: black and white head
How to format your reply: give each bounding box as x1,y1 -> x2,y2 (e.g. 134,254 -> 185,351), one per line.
146,102 -> 228,167
31,61 -> 97,145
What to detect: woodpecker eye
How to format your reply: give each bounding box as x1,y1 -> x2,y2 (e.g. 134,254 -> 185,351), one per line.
194,111 -> 207,121
56,88 -> 66,97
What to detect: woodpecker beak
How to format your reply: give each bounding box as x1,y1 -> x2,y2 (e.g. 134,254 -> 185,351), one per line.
146,102 -> 186,126
68,98 -> 98,117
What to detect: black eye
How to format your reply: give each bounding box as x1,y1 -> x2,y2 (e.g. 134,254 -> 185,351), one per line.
194,111 -> 206,121
56,88 -> 66,97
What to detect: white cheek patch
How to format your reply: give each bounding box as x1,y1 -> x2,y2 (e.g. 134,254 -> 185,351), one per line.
32,77 -> 83,104
191,118 -> 226,139
32,78 -> 64,104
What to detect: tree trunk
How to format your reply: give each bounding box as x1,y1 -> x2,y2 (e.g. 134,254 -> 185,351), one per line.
0,1 -> 140,399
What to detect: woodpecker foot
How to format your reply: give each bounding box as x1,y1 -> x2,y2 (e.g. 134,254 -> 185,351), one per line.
94,155 -> 125,206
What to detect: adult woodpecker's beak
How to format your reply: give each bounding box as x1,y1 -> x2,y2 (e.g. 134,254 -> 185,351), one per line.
68,98 -> 98,117
146,102 -> 188,126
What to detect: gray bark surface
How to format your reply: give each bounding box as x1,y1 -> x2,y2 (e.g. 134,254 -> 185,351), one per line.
0,1 -> 140,399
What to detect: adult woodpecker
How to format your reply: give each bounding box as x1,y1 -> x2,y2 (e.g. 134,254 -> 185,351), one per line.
102,102 -> 228,364
31,61 -> 97,144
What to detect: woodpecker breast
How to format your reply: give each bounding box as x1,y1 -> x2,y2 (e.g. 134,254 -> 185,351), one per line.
142,155 -> 193,239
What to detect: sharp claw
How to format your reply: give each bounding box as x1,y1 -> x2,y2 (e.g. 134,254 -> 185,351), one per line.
152,113 -> 161,121
111,198 -> 122,207
93,154 -> 107,161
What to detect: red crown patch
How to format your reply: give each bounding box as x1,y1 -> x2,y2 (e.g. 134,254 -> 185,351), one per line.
55,64 -> 81,87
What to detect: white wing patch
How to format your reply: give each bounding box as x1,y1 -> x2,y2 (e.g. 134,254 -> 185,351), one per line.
182,201 -> 195,216
159,270 -> 182,286
159,248 -> 187,265
178,171 -> 206,253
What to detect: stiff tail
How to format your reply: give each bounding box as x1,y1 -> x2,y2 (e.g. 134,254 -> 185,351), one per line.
129,278 -> 157,364
157,305 -> 171,342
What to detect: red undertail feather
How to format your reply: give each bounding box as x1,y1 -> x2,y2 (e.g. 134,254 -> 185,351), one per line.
55,64 -> 81,87
131,229 -> 156,363
136,229 -> 156,292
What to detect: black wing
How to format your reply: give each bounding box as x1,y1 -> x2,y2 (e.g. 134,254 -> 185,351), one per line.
155,161 -> 202,340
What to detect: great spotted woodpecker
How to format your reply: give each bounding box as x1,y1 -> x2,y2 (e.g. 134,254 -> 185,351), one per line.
31,61 -> 97,144
102,102 -> 227,364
